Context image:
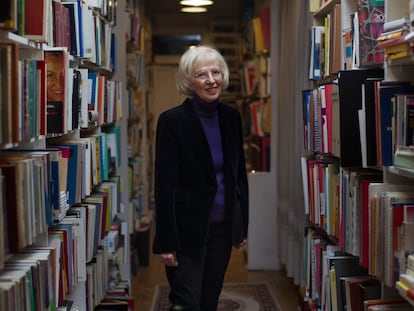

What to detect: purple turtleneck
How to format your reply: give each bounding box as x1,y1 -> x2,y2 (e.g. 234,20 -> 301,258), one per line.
192,96 -> 226,223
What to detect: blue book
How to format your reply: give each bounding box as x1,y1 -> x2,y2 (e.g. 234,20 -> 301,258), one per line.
48,142 -> 80,205
62,1 -> 80,56
379,81 -> 414,166
88,72 -> 97,111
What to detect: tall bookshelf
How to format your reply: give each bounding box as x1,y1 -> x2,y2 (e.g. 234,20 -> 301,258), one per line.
301,0 -> 414,310
239,2 -> 271,173
0,0 -> 138,310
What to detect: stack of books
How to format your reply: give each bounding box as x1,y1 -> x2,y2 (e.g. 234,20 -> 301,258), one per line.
376,16 -> 412,61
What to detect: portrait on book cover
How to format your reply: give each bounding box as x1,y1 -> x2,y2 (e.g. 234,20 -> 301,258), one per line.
45,50 -> 67,133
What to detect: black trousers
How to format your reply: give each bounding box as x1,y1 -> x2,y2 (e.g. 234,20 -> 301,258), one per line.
165,222 -> 233,311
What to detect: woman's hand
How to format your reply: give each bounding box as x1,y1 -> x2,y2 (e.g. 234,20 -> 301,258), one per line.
238,239 -> 247,249
159,252 -> 178,267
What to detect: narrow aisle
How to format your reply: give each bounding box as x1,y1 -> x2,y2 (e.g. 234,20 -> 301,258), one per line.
131,229 -> 299,311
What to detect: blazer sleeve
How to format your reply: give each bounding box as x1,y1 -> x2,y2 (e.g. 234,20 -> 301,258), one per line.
237,111 -> 249,240
152,112 -> 181,253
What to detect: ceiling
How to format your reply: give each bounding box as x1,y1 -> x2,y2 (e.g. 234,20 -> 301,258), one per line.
143,0 -> 245,34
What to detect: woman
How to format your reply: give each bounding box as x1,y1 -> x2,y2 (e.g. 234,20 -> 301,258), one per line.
152,45 -> 249,311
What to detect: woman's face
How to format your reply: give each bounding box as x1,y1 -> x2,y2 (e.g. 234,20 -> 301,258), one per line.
192,60 -> 223,103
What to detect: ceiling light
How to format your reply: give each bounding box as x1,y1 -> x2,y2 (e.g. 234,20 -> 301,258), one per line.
180,0 -> 213,6
181,6 -> 208,13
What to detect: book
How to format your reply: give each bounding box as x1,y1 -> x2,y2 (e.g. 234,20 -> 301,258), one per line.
368,183 -> 414,280
24,0 -> 51,42
71,69 -> 81,129
259,7 -> 270,50
44,48 -> 69,134
0,0 -> 17,30
80,2 -> 96,62
310,26 -> 325,80
365,299 -> 411,310
363,78 -> 384,167
0,42 -> 19,144
329,4 -> 342,75
47,140 -> 83,205
62,0 -> 81,56
329,255 -> 367,311
357,1 -> 385,66
36,60 -> 47,136
360,175 -> 383,270
338,69 -> 384,167
378,81 -> 414,166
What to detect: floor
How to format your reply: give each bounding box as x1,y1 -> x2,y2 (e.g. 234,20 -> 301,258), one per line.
131,232 -> 300,311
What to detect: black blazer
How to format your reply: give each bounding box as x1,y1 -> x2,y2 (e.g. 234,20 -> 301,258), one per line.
152,98 -> 249,256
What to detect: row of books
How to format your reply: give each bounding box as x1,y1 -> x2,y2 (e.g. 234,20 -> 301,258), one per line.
0,127 -> 121,260
309,3 -> 341,80
0,44 -> 123,146
0,204 -> 124,310
300,155 -> 340,237
338,70 -> 414,169
303,227 -> 413,311
309,0 -> 385,80
302,83 -> 340,156
0,141 -> 125,309
0,0 -> 116,69
396,254 -> 414,305
304,69 -> 414,170
242,6 -> 270,58
303,157 -> 414,282
302,161 -> 414,306
376,16 -> 413,61
241,55 -> 271,98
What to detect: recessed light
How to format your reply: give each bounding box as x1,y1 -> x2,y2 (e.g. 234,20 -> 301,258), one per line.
181,6 -> 208,13
180,0 -> 213,6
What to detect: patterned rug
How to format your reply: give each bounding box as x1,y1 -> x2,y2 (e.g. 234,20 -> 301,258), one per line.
150,282 -> 281,311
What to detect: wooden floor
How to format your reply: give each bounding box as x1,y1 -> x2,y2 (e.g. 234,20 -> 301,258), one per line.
131,237 -> 300,311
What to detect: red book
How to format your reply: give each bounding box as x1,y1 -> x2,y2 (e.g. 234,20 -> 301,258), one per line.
259,7 -> 270,50
349,278 -> 381,311
360,176 -> 382,269
24,0 -> 49,42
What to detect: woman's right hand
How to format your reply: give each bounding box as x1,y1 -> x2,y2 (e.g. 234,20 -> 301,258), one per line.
159,252 -> 178,267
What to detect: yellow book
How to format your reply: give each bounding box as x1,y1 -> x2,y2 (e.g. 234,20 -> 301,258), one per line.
386,49 -> 410,60
252,17 -> 264,52
384,42 -> 410,55
329,269 -> 338,311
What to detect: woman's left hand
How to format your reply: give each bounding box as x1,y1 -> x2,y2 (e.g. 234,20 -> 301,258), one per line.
238,239 -> 247,248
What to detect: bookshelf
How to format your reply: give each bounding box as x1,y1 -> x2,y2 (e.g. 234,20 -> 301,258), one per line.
238,2 -> 271,173
0,0 -> 140,310
208,20 -> 243,102
125,0 -> 154,268
301,0 -> 414,309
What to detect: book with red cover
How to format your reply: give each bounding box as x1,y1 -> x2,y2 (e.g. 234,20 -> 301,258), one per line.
360,175 -> 382,269
24,0 -> 50,42
48,224 -> 73,296
259,7 -> 270,50
349,277 -> 381,311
